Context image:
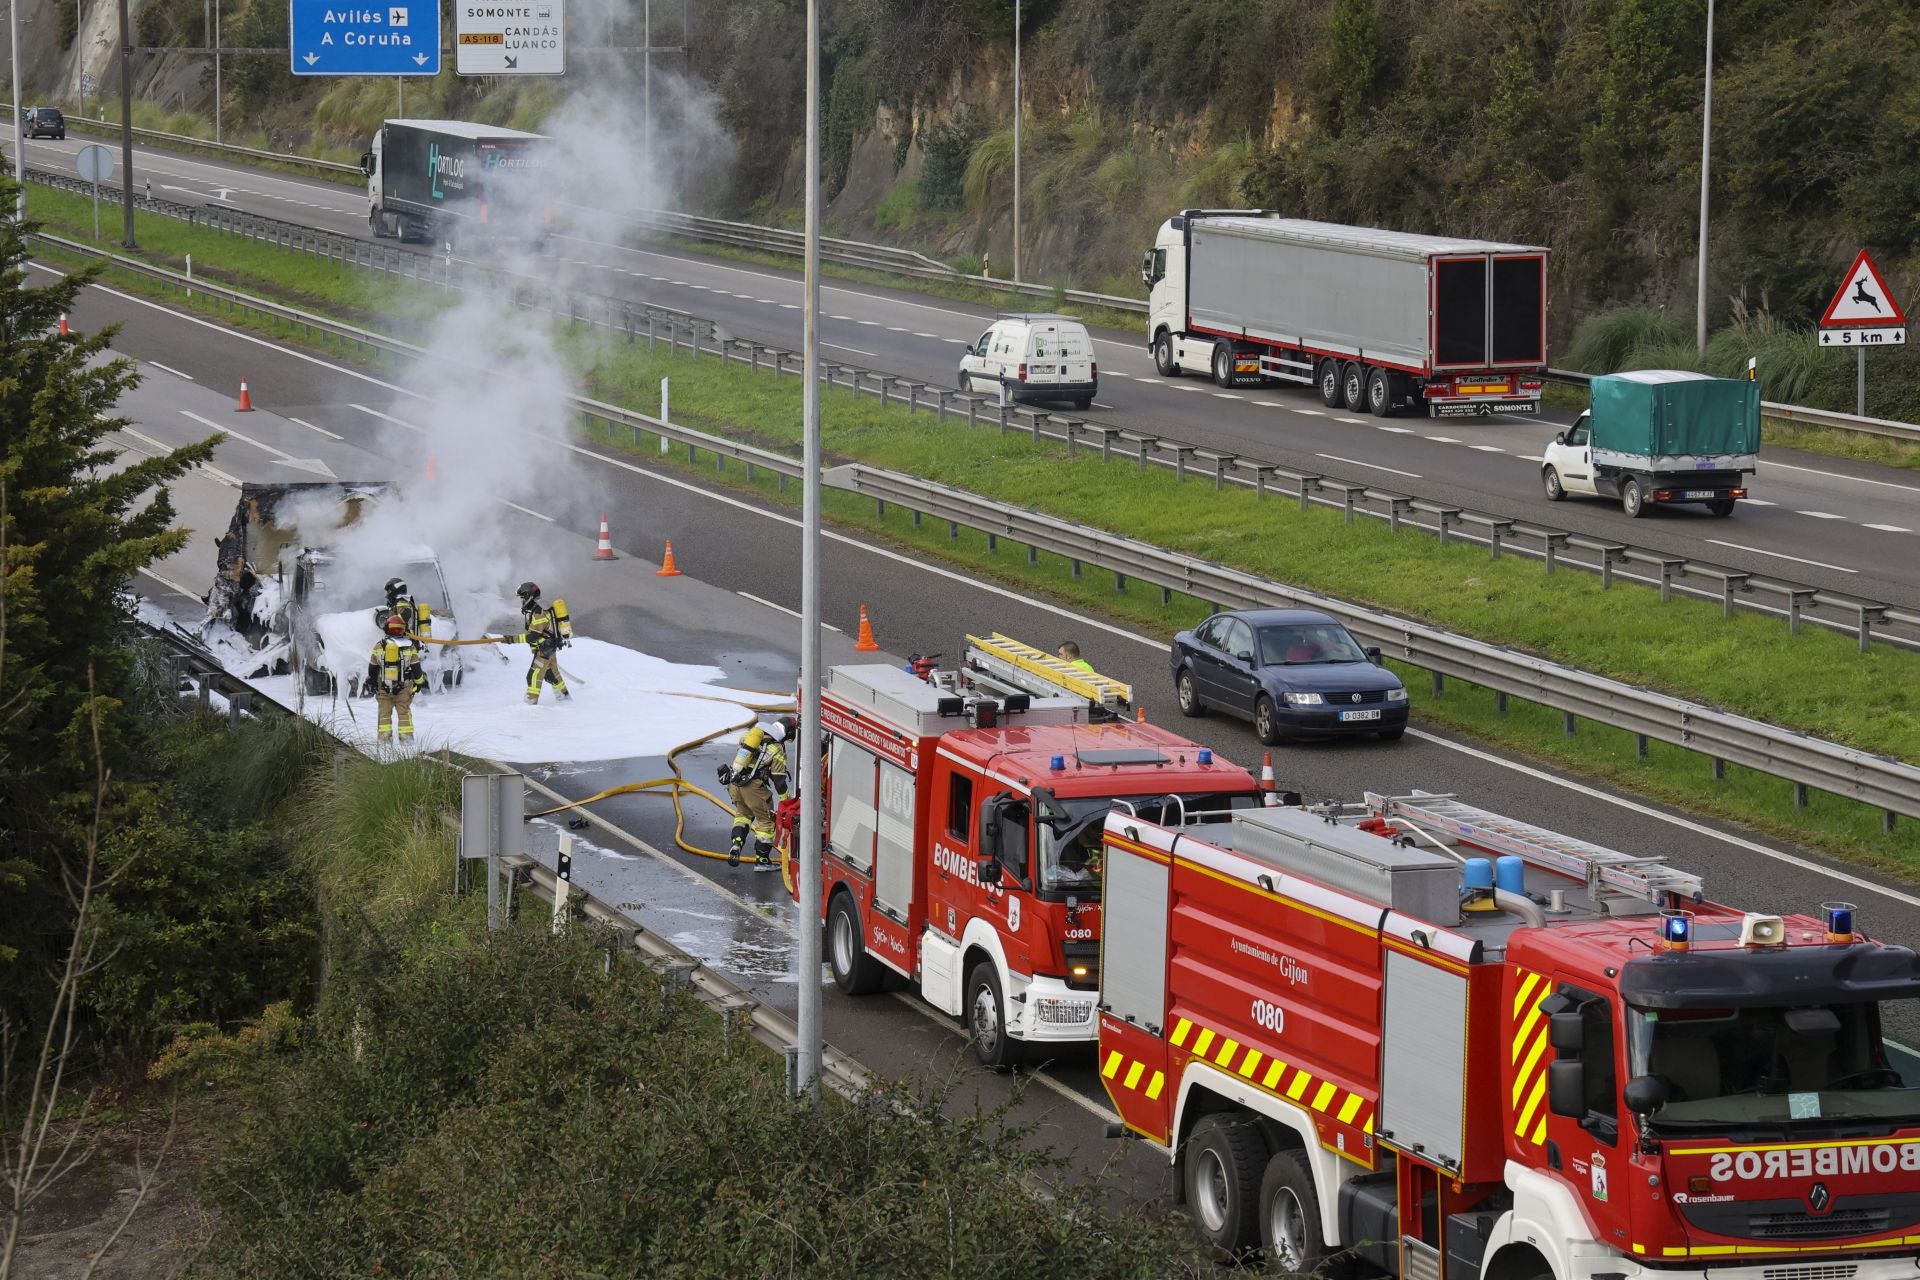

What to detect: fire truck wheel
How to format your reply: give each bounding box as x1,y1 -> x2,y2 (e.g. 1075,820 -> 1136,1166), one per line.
965,961 -> 1024,1070
1257,1149 -> 1346,1277
1184,1114 -> 1266,1255
827,892 -> 886,996
1176,667 -> 1206,718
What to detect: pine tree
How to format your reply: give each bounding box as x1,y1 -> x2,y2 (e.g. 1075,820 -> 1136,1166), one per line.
0,174 -> 217,1006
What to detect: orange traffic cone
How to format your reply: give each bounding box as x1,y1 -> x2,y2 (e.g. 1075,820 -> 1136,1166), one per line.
655,539 -> 682,577
58,313 -> 70,335
854,605 -> 880,652
1259,752 -> 1280,806
421,454 -> 439,481
236,377 -> 254,412
593,513 -> 617,561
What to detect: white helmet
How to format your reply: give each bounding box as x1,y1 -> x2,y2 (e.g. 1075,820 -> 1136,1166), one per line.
767,715 -> 796,743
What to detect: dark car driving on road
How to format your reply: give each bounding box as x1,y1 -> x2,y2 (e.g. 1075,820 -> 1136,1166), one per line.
1171,607 -> 1408,744
24,107 -> 66,139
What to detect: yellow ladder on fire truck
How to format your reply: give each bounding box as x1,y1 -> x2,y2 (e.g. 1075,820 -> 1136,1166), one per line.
1367,790 -> 1704,908
964,633 -> 1133,714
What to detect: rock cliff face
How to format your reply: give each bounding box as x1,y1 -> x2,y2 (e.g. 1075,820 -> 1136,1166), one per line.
4,0 -> 212,119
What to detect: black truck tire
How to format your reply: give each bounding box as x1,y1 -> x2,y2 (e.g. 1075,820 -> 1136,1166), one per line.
1341,363 -> 1367,412
1258,1149 -> 1349,1277
1155,331 -> 1180,377
1318,360 -> 1343,407
1367,368 -> 1394,417
1622,476 -> 1649,518
1707,498 -> 1736,517
1213,342 -> 1236,388
1185,1114 -> 1267,1256
828,892 -> 887,995
1543,466 -> 1566,501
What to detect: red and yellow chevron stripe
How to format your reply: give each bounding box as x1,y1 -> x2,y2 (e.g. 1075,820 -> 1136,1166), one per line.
1101,1047 -> 1167,1102
1510,968 -> 1552,1147
1166,1015 -> 1375,1135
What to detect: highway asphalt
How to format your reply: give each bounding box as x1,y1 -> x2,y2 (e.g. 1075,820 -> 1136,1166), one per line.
17,128 -> 1920,613
69,248 -> 1920,1104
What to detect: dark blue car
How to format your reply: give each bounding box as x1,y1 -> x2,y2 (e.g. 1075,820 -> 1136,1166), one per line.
1171,608 -> 1408,744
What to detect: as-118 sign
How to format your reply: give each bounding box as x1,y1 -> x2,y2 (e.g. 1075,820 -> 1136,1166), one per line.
456,0 -> 565,75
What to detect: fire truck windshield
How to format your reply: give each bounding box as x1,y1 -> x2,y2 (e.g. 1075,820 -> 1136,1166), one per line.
1626,1001 -> 1920,1128
1042,791 -> 1260,897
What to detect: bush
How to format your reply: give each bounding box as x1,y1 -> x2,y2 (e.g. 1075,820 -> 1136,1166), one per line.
962,129 -> 1014,213
919,105 -> 987,211
1564,306 -> 1687,374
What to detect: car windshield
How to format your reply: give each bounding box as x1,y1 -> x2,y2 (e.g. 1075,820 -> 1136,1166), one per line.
1037,791 -> 1260,896
1626,1001 -> 1920,1128
1257,624 -> 1368,665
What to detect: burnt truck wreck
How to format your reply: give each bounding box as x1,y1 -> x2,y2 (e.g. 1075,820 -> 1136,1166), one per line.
203,482 -> 463,698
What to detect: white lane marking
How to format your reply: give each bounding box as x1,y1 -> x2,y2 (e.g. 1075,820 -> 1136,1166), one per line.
1428,436 -> 1461,444
1469,444 -> 1506,453
941,337 -> 966,344
1376,426 -> 1415,434
1294,408 -> 1324,416
1762,458 -> 1920,493
1865,523 -> 1913,533
1516,454 -> 1545,463
1174,385 -> 1205,393
1741,498 -> 1777,506
758,299 -> 779,305
124,423 -> 244,484
912,332 -> 938,339
780,303 -> 800,310
500,500 -> 555,522
146,360 -> 193,380
886,326 -> 909,333
1254,400 -> 1283,407
824,344 -> 878,358
738,591 -> 800,619
1107,370 -> 1130,378
1798,511 -> 1846,520
139,567 -> 204,601
886,992 -> 1121,1124
180,411 -> 332,476
1132,377 -> 1162,385
1213,392 -> 1243,400
830,314 -> 852,321
288,416 -> 343,440
1091,403 -> 1115,410
1318,453 -> 1420,479
351,404 -> 425,432
1334,416 -> 1366,424
856,319 -> 880,326
1704,540 -> 1857,573
86,258 -> 1920,918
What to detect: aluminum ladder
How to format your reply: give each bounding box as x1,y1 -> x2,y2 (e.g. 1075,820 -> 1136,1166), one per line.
1367,790 -> 1704,907
963,632 -> 1132,713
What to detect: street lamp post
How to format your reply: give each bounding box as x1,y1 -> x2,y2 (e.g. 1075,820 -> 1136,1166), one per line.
10,0 -> 25,219
795,0 -> 824,1107
117,0 -> 135,246
1695,0 -> 1714,352
1011,0 -> 1019,283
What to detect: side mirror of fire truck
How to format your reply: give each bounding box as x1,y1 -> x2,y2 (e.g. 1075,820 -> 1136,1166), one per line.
977,794 -> 1007,884
1548,1009 -> 1585,1053
1623,1075 -> 1669,1117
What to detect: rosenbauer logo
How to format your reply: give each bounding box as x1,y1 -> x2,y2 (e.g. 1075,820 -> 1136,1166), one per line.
1707,1142 -> 1920,1182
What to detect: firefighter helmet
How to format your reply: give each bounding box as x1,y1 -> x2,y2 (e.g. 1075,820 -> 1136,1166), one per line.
769,715 -> 798,743
384,613 -> 408,634
385,576 -> 408,602
517,581 -> 542,609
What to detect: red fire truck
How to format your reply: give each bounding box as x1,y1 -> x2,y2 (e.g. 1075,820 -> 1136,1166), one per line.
806,640 -> 1264,1067
1098,789 -> 1920,1278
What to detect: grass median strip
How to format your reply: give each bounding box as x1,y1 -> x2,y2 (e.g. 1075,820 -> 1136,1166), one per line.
37,196 -> 1919,872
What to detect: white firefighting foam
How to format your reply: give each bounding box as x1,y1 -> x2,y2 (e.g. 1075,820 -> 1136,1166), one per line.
248,630 -> 773,764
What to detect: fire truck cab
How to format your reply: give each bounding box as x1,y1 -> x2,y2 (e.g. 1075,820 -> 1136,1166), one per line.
811,654 -> 1262,1067
1098,790 -> 1920,1280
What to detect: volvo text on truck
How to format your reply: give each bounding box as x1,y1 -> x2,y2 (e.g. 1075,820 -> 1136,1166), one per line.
795,635 -> 1265,1068
1542,370 -> 1760,518
359,119 -> 551,249
1144,210 -> 1549,418
1097,788 -> 1920,1277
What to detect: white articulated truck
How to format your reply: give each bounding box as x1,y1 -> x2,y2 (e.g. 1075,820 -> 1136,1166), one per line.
360,119 -> 551,249
1143,210 -> 1550,418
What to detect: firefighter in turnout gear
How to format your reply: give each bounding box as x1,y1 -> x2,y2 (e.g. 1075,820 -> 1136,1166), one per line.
374,577 -> 431,641
366,614 -> 427,744
502,581 -> 573,705
720,715 -> 795,870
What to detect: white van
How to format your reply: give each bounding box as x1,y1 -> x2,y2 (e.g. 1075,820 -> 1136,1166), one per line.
957,314 -> 1098,410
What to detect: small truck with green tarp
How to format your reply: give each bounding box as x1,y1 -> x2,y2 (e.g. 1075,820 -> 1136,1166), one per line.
1541,369 -> 1760,518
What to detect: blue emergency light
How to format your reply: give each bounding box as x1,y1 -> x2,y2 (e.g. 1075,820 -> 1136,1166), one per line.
1197,749 -> 1213,765
1050,754 -> 1066,771
1661,911 -> 1693,951
1823,901 -> 1856,942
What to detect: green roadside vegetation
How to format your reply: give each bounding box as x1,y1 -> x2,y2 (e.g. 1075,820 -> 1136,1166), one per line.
29,187 -> 1920,877
4,186 -> 1211,1275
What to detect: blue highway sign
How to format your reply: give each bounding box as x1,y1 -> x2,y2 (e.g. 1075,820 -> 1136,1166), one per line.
290,0 -> 442,76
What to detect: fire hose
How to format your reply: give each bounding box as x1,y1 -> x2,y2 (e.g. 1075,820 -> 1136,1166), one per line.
526,687 -> 799,871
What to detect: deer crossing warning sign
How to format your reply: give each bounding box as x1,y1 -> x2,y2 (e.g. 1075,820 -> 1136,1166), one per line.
1819,249 -> 1907,347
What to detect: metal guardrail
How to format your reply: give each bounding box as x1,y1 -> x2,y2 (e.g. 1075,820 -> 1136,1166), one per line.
50,242 -> 1914,830
26,183 -> 1918,654
15,107 -> 1913,441
142,619 -> 874,1101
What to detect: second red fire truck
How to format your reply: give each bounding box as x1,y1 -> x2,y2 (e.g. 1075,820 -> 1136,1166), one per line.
1099,789 -> 1920,1279
801,636 -> 1266,1067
